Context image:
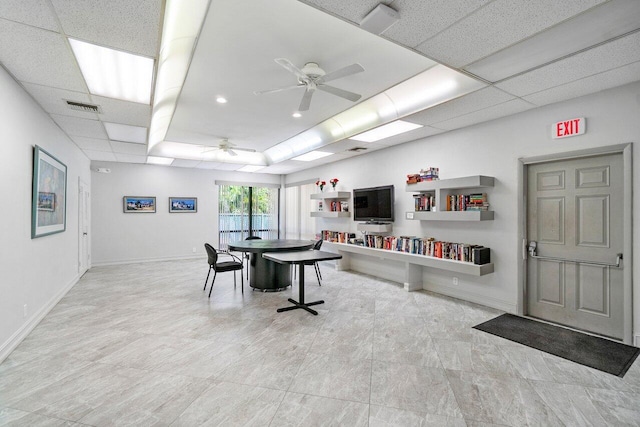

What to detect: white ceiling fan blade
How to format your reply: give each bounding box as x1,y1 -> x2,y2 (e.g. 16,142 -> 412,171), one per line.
317,84 -> 361,102
227,148 -> 238,156
298,87 -> 315,111
232,147 -> 256,153
274,58 -> 308,81
316,63 -> 364,84
253,84 -> 303,95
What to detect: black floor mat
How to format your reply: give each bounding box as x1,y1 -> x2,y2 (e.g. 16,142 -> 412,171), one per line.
473,313 -> 640,377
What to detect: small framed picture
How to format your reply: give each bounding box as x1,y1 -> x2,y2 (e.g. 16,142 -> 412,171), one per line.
169,197 -> 197,213
123,196 -> 156,213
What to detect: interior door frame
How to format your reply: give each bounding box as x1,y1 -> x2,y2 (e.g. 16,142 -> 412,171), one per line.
517,143 -> 633,344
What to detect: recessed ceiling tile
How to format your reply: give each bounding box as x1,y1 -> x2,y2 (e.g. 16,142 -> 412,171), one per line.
50,0 -> 161,57
196,162 -> 242,171
300,0 -> 383,24
171,159 -> 202,168
110,141 -> 148,155
374,125 -> 444,146
416,0 -> 606,68
91,95 -> 151,127
114,153 -> 147,163
407,87 -> 515,126
523,61 -> 640,106
82,149 -> 116,161
0,0 -> 58,30
432,99 -> 535,131
384,0 -> 489,48
72,136 -> 111,152
496,31 -> 640,97
0,19 -> 86,91
22,83 -> 95,118
51,114 -> 107,139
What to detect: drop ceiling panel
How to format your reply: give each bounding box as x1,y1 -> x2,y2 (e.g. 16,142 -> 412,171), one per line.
0,0 -> 58,30
496,31 -> 640,97
91,95 -> 151,127
171,159 -> 202,168
416,0 -> 607,68
83,149 -> 117,161
167,0 -> 435,152
0,19 -> 86,91
51,114 -> 107,139
22,83 -> 96,119
523,61 -> 640,107
50,0 -> 161,56
110,141 -> 148,155
407,87 -> 515,126
114,153 -> 146,163
72,136 -> 111,152
433,98 -> 534,131
465,0 -> 640,82
383,0 -> 489,48
300,0 -> 383,24
196,162 -> 242,171
371,125 -> 444,146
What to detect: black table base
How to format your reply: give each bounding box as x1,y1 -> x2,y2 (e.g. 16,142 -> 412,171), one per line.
277,297 -> 325,315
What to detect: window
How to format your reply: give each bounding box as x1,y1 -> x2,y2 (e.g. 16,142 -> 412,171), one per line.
218,184 -> 279,250
284,181 -> 316,240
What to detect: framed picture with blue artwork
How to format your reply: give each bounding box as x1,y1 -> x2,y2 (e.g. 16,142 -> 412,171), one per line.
169,197 -> 197,213
123,196 -> 156,213
32,145 -> 67,238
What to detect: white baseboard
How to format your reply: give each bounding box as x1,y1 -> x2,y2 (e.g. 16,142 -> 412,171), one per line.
422,282 -> 517,313
0,270 -> 84,364
91,254 -> 202,267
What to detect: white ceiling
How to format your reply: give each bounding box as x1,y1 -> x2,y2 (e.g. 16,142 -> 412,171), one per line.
1,0 -> 639,175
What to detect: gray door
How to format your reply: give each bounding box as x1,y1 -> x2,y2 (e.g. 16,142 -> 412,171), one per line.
526,153 -> 624,340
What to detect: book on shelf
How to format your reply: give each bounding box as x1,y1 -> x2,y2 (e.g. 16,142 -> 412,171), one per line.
413,194 -> 435,211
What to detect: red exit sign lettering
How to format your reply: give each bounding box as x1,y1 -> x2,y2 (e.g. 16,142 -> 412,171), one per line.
552,117 -> 586,139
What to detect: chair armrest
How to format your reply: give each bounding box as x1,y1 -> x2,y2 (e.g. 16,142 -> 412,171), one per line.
219,251 -> 243,263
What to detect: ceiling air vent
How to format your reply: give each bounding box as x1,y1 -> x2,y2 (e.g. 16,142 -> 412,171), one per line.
65,100 -> 102,113
348,147 -> 368,152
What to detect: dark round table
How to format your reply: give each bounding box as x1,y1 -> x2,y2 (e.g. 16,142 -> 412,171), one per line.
227,239 -> 314,291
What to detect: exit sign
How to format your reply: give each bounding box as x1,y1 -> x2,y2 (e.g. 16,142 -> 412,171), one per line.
552,117 -> 586,139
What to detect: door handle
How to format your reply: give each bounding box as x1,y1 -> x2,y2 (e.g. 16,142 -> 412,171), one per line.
527,241 -> 622,268
83,232 -> 88,236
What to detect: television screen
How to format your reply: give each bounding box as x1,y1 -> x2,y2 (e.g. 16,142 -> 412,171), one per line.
353,185 -> 394,222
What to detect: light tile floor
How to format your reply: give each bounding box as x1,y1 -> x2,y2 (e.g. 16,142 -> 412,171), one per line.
1,259 -> 640,426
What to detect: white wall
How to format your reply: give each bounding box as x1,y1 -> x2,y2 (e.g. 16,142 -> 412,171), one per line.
0,66 -> 91,360
286,82 -> 640,340
90,162 -> 281,265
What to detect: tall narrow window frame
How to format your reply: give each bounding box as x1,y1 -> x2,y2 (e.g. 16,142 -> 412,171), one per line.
217,181 -> 280,250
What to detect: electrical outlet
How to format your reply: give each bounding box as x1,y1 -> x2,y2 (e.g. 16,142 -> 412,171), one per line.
23,304 -> 28,318
192,247 -> 196,253
452,277 -> 459,286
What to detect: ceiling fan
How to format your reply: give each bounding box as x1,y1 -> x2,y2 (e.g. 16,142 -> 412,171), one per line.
254,58 -> 364,112
203,139 -> 256,157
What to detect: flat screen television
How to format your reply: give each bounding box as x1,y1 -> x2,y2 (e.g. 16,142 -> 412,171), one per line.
353,185 -> 395,222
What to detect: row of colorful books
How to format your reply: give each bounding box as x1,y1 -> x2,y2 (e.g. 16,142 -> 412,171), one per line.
361,235 -> 489,264
446,193 -> 489,212
413,194 -> 435,211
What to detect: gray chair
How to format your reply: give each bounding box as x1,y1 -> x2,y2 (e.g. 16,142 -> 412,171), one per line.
243,236 -> 262,279
203,243 -> 244,297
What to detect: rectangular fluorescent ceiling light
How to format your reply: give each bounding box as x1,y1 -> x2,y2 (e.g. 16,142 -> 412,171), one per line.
350,120 -> 422,142
69,38 -> 153,104
147,156 -> 174,165
292,151 -> 333,161
237,165 -> 264,172
104,122 -> 147,144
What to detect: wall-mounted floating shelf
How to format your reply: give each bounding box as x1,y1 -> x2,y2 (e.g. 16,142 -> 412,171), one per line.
406,175 -> 495,222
